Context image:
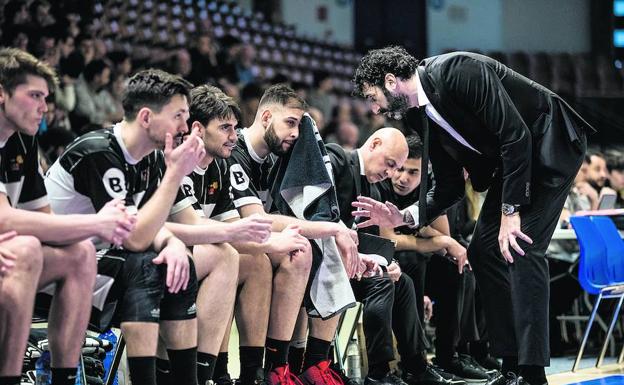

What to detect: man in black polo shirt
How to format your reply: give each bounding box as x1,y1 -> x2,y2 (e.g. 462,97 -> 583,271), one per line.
0,48 -> 134,385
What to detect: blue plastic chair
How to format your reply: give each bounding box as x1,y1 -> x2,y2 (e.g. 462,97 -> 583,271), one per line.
590,216 -> 624,367
570,216 -> 624,371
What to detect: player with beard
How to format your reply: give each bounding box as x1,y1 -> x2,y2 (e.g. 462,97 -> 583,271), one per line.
46,69 -> 206,385
351,46 -> 594,385
227,84 -> 376,385
0,48 -> 135,385
155,84 -> 304,385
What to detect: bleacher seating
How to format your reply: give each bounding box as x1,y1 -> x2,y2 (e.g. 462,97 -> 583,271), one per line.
92,0 -> 361,92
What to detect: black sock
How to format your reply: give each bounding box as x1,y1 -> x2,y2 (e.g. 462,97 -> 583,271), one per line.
303,336 -> 331,370
168,347 -> 198,385
502,356 -> 519,376
289,346 -> 306,375
0,376 -> 21,385
51,367 -> 78,385
240,346 -> 266,383
214,351 -> 230,380
403,354 -> 427,375
519,365 -> 546,385
265,338 -> 290,370
197,352 -> 217,384
368,362 -> 390,380
128,357 -> 157,385
156,358 -> 173,385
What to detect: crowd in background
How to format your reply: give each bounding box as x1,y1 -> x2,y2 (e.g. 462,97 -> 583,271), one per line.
0,0 -> 394,170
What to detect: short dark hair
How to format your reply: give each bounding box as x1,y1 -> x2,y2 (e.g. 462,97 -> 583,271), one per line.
122,69 -> 192,121
258,83 -> 307,110
406,135 -> 423,160
605,149 -> 624,172
352,45 -> 419,97
588,150 -> 606,163
189,84 -> 241,127
83,59 -> 109,82
0,47 -> 58,94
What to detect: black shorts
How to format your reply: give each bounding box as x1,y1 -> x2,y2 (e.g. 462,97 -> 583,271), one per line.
94,248 -> 198,328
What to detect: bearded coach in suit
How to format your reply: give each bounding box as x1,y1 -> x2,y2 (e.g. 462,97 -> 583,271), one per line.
350,46 -> 594,385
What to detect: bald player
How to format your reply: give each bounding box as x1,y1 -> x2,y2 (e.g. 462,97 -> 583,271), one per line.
324,129 -> 453,385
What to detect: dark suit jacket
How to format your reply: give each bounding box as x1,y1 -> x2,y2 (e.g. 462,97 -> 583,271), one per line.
411,51 -> 595,224
326,143 -> 381,233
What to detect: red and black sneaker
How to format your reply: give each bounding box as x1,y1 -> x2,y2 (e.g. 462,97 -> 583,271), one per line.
268,364 -> 305,385
299,360 -> 344,385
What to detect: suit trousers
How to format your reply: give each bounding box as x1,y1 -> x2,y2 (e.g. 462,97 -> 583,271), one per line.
394,251 -> 428,325
468,133 -> 586,366
426,256 -> 479,361
351,273 -> 427,365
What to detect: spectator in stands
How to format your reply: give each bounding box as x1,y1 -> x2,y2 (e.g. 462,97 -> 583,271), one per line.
189,32 -> 220,85
56,29 -> 75,61
307,107 -> 326,135
1,25 -> 30,52
586,151 -> 619,203
328,120 -> 359,150
92,37 -> 108,61
39,99 -> 76,164
307,71 -> 335,120
605,149 -> 624,208
170,48 -> 193,81
217,35 -> 243,83
586,152 -> 609,192
239,82 -> 264,128
28,0 -> 56,29
108,51 -> 133,77
2,1 -> 31,27
74,59 -> 122,127
70,34 -> 95,67
232,43 -> 257,87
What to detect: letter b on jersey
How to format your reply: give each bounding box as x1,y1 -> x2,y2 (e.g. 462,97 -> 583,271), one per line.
103,168 -> 128,198
229,164 -> 250,191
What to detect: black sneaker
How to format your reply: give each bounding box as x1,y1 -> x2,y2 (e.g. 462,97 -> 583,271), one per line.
215,373 -> 235,385
432,357 -> 489,383
365,372 -> 408,385
402,365 -> 456,385
426,365 -> 467,385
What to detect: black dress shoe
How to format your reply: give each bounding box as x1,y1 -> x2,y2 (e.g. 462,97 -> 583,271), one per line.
486,372 -> 506,385
474,356 -> 502,372
402,365 -> 456,385
433,357 -> 489,383
503,373 -> 527,385
458,355 -> 499,378
365,372 -> 408,385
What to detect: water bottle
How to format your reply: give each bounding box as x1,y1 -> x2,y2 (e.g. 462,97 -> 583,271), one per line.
75,360 -> 82,385
35,351 -> 51,385
346,339 -> 361,384
99,329 -> 119,385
